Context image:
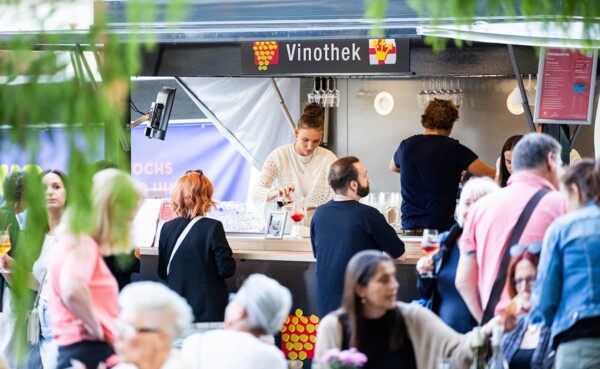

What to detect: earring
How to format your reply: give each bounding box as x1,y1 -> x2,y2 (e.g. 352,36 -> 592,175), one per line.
360,297 -> 367,304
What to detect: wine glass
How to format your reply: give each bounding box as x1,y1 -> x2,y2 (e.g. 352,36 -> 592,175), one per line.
0,231 -> 11,273
290,197 -> 306,239
420,229 -> 440,278
308,78 -> 318,103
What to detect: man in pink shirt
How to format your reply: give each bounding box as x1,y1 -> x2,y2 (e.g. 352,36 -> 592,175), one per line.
456,133 -> 566,323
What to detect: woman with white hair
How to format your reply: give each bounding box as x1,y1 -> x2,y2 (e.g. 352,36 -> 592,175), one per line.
181,274 -> 292,369
415,177 -> 499,333
112,281 -> 194,369
48,169 -> 144,369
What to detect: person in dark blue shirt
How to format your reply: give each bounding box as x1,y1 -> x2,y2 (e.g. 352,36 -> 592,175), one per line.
389,99 -> 494,234
311,156 -> 405,317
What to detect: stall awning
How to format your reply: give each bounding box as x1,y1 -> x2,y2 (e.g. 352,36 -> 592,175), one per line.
418,20 -> 600,49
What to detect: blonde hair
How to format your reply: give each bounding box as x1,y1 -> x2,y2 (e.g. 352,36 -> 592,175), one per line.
455,177 -> 499,227
91,169 -> 145,254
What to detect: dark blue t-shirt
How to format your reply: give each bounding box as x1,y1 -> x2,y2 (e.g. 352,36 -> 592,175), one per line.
310,200 -> 405,316
393,134 -> 477,231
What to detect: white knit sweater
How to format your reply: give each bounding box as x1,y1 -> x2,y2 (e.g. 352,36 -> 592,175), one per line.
252,144 -> 337,210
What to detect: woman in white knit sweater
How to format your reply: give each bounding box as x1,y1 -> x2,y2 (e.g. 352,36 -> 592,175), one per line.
252,102 -> 337,213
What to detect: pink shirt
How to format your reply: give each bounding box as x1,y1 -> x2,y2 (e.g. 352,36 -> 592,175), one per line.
460,172 -> 565,313
48,233 -> 119,346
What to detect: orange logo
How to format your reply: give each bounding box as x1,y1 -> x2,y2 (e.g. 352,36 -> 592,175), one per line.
253,41 -> 279,71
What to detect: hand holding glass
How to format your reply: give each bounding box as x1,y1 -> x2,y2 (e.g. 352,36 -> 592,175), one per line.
420,229 -> 439,278
290,198 -> 306,239
0,231 -> 11,273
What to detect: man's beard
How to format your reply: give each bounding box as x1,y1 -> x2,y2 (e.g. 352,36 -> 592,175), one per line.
357,182 -> 370,198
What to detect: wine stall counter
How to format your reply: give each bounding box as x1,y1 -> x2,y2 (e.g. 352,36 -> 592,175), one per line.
139,234 -> 422,264
136,234 -> 423,317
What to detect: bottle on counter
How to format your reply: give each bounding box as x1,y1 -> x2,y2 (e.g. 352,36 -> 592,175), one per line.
470,327 -> 487,369
487,326 -> 509,369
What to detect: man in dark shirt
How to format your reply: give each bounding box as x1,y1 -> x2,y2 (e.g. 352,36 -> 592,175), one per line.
389,99 -> 495,233
311,156 -> 405,316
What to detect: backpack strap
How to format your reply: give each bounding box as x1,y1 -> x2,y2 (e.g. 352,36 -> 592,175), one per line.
481,189 -> 548,324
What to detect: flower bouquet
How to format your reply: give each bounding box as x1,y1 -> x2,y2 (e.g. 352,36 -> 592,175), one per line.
320,347 -> 368,369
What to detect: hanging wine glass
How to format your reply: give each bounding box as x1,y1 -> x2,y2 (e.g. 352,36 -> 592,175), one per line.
324,77 -> 334,108
316,77 -> 326,106
332,78 -> 340,108
308,77 -> 318,103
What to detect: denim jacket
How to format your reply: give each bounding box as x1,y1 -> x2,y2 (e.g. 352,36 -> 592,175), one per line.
531,201 -> 600,345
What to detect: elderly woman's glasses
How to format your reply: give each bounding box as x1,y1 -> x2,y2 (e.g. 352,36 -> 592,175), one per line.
513,276 -> 536,287
114,319 -> 161,339
185,169 -> 204,176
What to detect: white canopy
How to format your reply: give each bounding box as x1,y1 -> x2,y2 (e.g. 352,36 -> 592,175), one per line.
418,20 -> 600,49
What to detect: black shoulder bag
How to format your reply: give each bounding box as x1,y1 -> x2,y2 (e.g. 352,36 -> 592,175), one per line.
481,189 -> 548,324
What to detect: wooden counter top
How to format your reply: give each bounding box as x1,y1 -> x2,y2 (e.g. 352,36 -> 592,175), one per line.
139,234 -> 422,264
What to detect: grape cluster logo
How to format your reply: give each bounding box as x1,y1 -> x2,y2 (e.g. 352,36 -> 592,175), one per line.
253,41 -> 279,71
281,308 -> 319,364
369,39 -> 396,65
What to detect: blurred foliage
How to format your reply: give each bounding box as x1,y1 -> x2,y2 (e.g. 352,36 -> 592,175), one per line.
0,0 -> 186,363
409,0 -> 600,50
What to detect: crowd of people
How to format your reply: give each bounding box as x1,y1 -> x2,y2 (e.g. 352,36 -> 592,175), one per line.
0,97 -> 599,369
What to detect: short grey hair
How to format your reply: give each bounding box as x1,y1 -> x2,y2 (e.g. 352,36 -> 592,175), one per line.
233,274 -> 292,335
455,177 -> 500,227
119,282 -> 193,341
511,133 -> 561,172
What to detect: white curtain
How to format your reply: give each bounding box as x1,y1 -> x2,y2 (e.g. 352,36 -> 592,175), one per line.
177,77 -> 300,169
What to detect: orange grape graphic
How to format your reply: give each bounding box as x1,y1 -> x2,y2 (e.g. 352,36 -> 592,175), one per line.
253,41 -> 279,71
281,308 -> 319,365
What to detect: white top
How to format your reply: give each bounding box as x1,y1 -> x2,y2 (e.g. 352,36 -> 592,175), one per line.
181,330 -> 287,369
32,234 -> 56,301
112,351 -> 192,369
252,144 -> 337,210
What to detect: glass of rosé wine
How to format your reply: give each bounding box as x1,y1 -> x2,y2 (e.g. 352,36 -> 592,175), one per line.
420,228 -> 440,278
290,197 -> 306,239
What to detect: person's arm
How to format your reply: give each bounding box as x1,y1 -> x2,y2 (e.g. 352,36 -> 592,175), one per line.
156,224 -> 168,281
313,314 -> 343,369
415,257 -> 435,300
455,251 -> 483,323
368,209 -> 405,258
467,158 -> 495,178
59,246 -> 104,340
211,222 -> 236,278
389,157 -> 400,173
252,155 -> 294,206
530,226 -> 562,326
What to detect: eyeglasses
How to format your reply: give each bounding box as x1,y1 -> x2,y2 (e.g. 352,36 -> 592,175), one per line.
509,242 -> 541,257
513,276 -> 536,286
114,319 -> 161,339
185,169 -> 204,176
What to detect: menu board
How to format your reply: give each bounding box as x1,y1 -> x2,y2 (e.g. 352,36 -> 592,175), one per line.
534,48 -> 598,125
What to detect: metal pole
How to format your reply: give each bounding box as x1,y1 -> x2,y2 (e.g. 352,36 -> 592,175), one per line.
507,45 -> 536,133
270,77 -> 296,132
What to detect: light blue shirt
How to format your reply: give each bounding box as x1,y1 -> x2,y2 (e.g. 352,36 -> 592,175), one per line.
531,201 -> 600,345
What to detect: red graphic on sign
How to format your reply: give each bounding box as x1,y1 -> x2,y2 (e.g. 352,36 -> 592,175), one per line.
253,41 -> 279,71
368,39 -> 397,65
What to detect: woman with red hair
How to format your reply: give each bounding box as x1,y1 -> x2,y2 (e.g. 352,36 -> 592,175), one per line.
499,243 -> 552,369
158,170 -> 236,323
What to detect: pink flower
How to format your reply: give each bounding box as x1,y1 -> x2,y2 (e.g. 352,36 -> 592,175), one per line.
321,347 -> 368,369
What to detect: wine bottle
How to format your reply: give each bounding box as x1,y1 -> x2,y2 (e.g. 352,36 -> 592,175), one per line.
487,326 -> 509,369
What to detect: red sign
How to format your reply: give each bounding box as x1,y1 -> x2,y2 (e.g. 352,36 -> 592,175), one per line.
535,48 -> 598,125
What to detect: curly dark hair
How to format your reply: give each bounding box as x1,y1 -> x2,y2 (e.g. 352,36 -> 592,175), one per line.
2,171 -> 26,205
421,98 -> 459,130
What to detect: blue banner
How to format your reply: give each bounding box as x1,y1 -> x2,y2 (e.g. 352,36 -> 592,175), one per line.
131,122 -> 251,202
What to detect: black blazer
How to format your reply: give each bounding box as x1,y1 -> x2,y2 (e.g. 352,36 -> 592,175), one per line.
158,217 -> 236,322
